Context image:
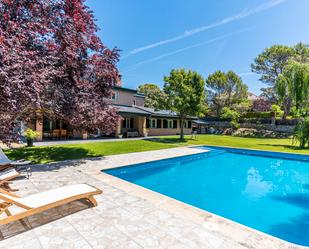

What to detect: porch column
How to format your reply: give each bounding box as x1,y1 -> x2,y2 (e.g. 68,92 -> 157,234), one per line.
137,117 -> 147,137
115,120 -> 121,138
35,113 -> 43,141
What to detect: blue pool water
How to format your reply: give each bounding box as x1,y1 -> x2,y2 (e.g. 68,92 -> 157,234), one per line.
104,147 -> 309,246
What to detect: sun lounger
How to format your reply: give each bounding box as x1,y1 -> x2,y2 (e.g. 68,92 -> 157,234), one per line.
0,168 -> 20,184
0,184 -> 102,225
0,168 -> 21,191
0,148 -> 31,177
0,168 -> 20,182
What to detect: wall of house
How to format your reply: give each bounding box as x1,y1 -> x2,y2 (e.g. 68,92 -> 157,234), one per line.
112,89 -> 145,107
146,119 -> 193,136
134,96 -> 145,106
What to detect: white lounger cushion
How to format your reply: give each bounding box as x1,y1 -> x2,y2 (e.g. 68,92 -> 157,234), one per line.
0,168 -> 19,180
0,149 -> 11,165
0,184 -> 98,208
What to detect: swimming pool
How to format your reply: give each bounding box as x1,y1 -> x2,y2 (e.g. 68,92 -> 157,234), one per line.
104,147 -> 309,246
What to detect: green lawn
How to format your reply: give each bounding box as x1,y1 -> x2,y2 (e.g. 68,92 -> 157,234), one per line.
4,135 -> 309,164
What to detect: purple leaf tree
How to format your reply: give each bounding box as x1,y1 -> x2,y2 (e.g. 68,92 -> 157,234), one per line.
0,0 -> 120,144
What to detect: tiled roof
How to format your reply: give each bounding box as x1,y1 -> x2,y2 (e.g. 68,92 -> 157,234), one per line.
193,120 -> 210,125
135,106 -> 177,117
136,106 -> 197,119
113,104 -> 197,119
112,105 -> 151,115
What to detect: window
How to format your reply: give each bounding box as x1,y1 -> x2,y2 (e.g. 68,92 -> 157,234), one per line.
111,91 -> 118,100
167,120 -> 173,128
122,118 -> 133,129
146,118 -> 150,128
150,119 -> 156,128
181,120 -> 191,129
163,119 -> 168,128
157,119 -> 162,128
133,99 -> 136,106
173,120 -> 177,129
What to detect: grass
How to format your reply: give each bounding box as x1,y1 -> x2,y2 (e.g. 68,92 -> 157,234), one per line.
4,135 -> 309,164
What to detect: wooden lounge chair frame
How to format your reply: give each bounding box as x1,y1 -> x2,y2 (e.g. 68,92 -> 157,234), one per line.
0,168 -> 21,191
0,148 -> 32,178
0,168 -> 20,184
0,184 -> 102,226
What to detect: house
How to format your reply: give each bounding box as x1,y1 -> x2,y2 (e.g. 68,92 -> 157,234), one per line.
31,85 -> 196,141
111,86 -> 196,138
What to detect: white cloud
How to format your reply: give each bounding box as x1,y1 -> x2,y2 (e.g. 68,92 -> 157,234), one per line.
123,29 -> 250,73
123,0 -> 286,58
239,72 -> 255,77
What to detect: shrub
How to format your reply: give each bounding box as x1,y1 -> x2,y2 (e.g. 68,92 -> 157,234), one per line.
240,117 -> 272,124
221,107 -> 240,129
242,111 -> 272,119
293,118 -> 309,148
23,128 -> 40,140
231,101 -> 252,114
271,104 -> 284,118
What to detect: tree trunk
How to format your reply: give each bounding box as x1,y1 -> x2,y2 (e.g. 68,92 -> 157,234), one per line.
282,97 -> 292,120
216,105 -> 221,118
180,116 -> 184,140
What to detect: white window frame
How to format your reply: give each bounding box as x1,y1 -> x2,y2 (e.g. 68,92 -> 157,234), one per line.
167,120 -> 173,129
124,118 -> 132,129
150,119 -> 156,128
111,91 -> 118,100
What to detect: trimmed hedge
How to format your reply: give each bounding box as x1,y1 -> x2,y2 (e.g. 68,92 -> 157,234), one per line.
242,112 -> 272,119
204,113 -> 301,126
240,118 -> 272,124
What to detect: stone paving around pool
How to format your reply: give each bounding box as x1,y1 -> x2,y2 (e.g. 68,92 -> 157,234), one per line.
0,147 -> 304,249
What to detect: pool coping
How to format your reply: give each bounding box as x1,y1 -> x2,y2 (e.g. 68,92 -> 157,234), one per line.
198,144 -> 309,160
88,145 -> 308,249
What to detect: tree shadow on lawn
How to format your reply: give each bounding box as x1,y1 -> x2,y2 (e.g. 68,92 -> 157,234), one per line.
5,146 -> 104,171
145,137 -> 192,145
257,143 -> 309,151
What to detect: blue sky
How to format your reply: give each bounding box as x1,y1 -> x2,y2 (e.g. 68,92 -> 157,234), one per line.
86,0 -> 309,94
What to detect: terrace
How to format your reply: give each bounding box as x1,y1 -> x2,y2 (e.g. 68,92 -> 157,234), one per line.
0,147 -> 300,249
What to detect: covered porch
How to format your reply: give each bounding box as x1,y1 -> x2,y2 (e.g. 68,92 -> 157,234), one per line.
33,114 -> 94,141
115,115 -> 147,138
193,120 -> 210,134
114,105 -> 150,138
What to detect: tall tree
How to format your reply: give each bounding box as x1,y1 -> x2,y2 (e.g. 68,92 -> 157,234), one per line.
205,70 -> 227,116
206,70 -> 248,116
226,71 -> 248,105
276,61 -> 309,118
163,69 -> 206,140
293,43 -> 309,63
251,43 -> 309,118
251,45 -> 295,85
137,83 -> 165,110
0,0 -> 120,144
260,87 -> 277,102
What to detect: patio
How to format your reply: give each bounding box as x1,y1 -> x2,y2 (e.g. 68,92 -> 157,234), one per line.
0,147 -> 301,249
